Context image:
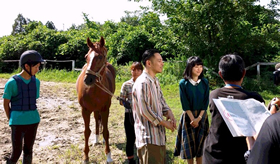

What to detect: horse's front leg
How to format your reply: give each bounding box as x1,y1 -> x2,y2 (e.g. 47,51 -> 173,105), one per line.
93,111 -> 100,145
101,108 -> 113,163
82,108 -> 92,163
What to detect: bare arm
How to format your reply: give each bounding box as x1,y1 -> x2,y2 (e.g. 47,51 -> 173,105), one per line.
3,99 -> 10,120
246,136 -> 255,150
270,105 -> 278,114
189,110 -> 205,128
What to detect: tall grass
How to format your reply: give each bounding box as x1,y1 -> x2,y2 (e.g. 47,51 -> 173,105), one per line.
0,68 -> 80,83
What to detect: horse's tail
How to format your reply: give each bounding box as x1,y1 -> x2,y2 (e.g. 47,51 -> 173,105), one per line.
106,63 -> 116,79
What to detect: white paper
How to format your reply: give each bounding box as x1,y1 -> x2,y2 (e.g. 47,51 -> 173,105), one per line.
213,98 -> 271,137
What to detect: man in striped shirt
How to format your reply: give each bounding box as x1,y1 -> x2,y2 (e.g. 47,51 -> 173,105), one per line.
132,49 -> 177,164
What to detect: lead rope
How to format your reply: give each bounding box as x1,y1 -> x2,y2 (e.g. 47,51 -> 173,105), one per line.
95,82 -> 120,100
86,63 -> 120,100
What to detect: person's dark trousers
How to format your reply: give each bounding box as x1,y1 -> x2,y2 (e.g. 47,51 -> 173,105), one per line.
8,123 -> 39,164
124,112 -> 136,159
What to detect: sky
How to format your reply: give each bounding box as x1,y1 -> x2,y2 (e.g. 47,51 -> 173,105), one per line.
0,0 -> 273,37
0,0 -> 151,37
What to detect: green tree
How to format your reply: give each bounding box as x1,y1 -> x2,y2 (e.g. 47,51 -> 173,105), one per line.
117,27 -> 154,64
11,14 -> 30,35
45,21 -> 56,30
133,0 -> 280,69
100,21 -> 118,37
120,10 -> 141,26
105,21 -> 155,64
82,12 -> 100,30
57,29 -> 96,67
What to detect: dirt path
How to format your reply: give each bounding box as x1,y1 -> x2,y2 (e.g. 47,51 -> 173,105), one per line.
0,78 -> 127,164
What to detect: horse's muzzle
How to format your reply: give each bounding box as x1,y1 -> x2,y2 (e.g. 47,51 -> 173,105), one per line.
84,74 -> 97,86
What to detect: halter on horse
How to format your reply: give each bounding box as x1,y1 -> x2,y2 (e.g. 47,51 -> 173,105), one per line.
76,37 -> 116,163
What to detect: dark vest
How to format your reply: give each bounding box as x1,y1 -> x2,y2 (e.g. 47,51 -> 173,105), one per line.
10,75 -> 37,111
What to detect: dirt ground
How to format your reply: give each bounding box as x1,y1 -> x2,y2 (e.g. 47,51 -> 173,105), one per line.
0,78 -> 128,164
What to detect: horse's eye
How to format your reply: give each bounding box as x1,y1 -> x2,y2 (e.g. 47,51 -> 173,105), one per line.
98,55 -> 103,59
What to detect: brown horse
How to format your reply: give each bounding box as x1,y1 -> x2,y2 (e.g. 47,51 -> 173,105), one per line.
76,37 -> 116,163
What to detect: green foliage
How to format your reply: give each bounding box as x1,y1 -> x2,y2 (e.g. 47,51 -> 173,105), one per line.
113,63 -> 132,83
0,21 -> 69,70
0,1 -> 280,73
45,21 -> 56,30
117,27 -> 154,64
57,28 -> 101,68
120,10 -> 141,26
150,0 -> 280,70
11,14 -> 30,35
100,21 -> 118,37
106,22 -> 153,64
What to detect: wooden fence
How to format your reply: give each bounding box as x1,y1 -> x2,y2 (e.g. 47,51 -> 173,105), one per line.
3,60 -> 76,71
204,62 -> 279,77
2,60 -> 279,76
245,62 -> 278,77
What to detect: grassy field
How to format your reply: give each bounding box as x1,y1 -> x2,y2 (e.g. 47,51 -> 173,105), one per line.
0,68 -> 278,163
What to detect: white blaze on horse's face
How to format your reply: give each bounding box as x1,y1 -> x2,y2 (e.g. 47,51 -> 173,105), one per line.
87,51 -> 96,71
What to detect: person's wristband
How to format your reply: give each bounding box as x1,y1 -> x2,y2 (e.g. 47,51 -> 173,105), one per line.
272,104 -> 279,111
198,115 -> 202,119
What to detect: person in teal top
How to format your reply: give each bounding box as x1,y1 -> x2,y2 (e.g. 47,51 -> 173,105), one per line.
3,50 -> 44,164
174,56 -> 209,164
4,76 -> 41,125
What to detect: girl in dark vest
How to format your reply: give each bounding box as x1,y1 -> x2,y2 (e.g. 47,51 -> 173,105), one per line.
3,50 -> 44,164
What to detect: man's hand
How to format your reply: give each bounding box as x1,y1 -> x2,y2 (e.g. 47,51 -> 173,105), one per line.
119,97 -> 131,109
164,110 -> 176,129
160,120 -> 175,132
271,97 -> 280,106
269,97 -> 280,114
122,100 -> 131,109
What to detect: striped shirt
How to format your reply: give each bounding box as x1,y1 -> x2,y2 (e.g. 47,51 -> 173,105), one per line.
120,78 -> 134,113
132,71 -> 171,148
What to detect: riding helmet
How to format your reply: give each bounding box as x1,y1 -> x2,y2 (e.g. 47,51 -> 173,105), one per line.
19,50 -> 44,68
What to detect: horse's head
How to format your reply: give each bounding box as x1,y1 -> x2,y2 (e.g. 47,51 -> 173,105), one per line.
84,37 -> 107,86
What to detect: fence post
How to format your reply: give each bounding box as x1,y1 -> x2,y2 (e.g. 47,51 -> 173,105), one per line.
42,60 -> 46,69
257,63 -> 260,80
72,60 -> 75,71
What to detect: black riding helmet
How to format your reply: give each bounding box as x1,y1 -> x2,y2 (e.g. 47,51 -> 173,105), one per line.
20,50 -> 44,76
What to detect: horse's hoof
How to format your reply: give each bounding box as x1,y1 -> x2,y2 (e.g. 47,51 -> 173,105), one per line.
106,160 -> 114,164
106,152 -> 113,163
83,159 -> 89,164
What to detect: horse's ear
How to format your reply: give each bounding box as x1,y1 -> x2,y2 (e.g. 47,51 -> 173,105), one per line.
100,36 -> 105,47
87,37 -> 94,48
